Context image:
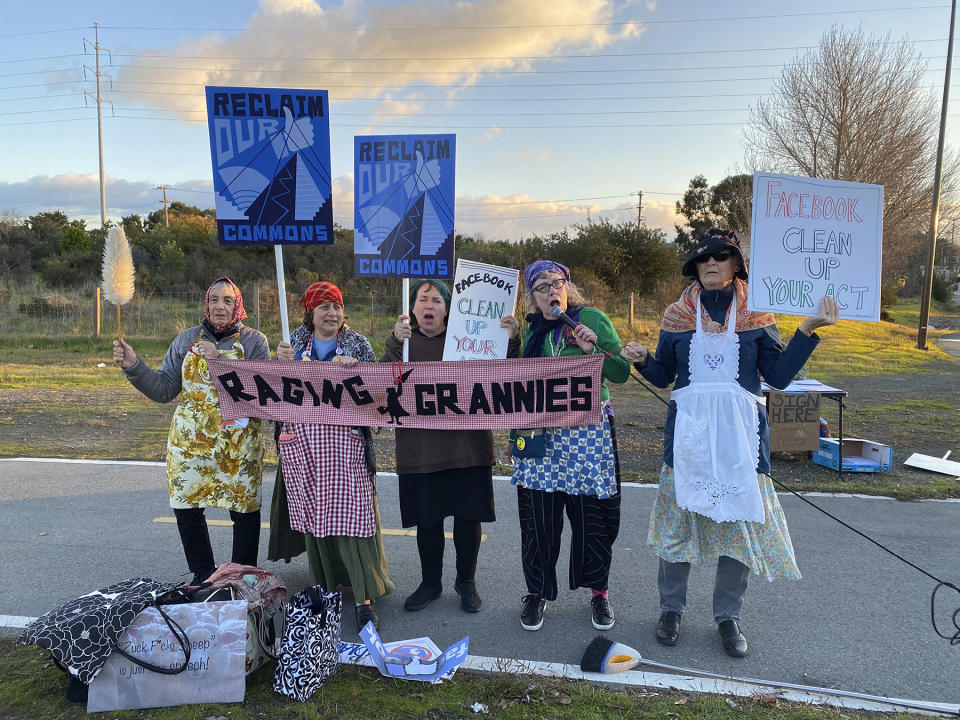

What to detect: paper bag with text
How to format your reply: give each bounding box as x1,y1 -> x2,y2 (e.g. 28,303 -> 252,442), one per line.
767,391 -> 821,452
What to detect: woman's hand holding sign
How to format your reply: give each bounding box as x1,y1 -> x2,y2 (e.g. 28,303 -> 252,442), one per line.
798,295 -> 840,336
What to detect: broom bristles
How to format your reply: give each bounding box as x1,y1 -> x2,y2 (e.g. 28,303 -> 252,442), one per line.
101,226 -> 135,306
581,635 -> 641,674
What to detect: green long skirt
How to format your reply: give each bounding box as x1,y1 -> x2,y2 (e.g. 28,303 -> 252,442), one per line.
305,499 -> 395,603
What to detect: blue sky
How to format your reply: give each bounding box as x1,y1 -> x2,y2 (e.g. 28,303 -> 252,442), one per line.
0,0 -> 955,239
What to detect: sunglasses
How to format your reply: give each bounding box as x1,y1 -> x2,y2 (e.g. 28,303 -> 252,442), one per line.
694,249 -> 733,264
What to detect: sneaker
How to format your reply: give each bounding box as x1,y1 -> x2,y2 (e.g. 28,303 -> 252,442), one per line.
403,582 -> 442,611
520,594 -> 546,631
590,594 -> 615,630
454,579 -> 482,613
356,602 -> 379,632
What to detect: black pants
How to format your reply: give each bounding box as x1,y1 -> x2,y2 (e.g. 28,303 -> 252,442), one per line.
174,507 -> 261,577
415,518 -> 482,588
517,418 -> 622,601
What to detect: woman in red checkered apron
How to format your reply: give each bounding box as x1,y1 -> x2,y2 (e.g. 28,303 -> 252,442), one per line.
274,281 -> 394,632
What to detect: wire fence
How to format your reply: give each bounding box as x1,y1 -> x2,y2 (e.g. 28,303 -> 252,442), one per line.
0,282 -> 659,350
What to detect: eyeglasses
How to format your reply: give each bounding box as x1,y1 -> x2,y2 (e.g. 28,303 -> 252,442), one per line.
694,249 -> 733,264
531,278 -> 567,294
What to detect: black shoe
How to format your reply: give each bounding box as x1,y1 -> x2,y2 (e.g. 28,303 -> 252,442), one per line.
590,595 -> 615,630
191,568 -> 215,586
404,582 -> 441,611
454,580 -> 482,613
718,619 -> 748,658
520,594 -> 546,631
356,602 -> 379,632
655,611 -> 681,646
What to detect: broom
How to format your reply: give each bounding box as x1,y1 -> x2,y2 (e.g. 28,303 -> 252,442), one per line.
100,226 -> 135,360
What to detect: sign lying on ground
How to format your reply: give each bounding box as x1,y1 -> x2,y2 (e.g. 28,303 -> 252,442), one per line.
748,172 -> 883,321
204,86 -> 333,246
354,133 -> 455,278
442,259 -> 519,361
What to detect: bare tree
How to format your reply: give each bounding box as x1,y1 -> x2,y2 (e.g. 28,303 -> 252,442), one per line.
745,25 -> 957,287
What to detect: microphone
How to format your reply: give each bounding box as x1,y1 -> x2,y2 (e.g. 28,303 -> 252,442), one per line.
549,304 -> 578,330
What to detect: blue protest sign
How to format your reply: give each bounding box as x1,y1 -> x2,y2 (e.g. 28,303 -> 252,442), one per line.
354,134 -> 455,278
204,86 -> 333,246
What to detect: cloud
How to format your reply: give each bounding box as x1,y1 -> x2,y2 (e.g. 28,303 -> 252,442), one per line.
481,124 -> 502,142
513,151 -> 557,164
113,0 -> 641,121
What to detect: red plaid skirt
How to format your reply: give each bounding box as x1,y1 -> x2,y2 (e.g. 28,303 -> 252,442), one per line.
277,423 -> 375,537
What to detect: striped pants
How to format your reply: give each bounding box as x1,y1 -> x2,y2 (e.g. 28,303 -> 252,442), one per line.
517,419 -> 622,601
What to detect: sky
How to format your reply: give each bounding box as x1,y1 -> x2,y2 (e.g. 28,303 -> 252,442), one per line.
0,0 -> 956,240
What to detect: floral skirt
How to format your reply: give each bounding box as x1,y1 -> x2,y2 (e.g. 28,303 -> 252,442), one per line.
648,464 -> 801,582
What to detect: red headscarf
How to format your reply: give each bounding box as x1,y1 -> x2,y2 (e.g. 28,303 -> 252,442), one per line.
661,278 -> 776,333
204,276 -> 247,330
300,281 -> 343,312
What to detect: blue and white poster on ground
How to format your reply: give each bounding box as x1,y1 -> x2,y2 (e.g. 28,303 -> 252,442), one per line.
748,172 -> 884,322
354,134 -> 455,278
204,86 -> 333,246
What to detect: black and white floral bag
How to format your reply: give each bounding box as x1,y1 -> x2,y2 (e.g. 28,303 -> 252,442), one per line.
273,585 -> 342,701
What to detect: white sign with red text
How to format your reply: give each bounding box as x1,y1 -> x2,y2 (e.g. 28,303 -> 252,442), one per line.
748,172 -> 883,322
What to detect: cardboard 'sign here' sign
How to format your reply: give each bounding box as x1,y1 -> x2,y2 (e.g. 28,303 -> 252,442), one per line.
748,172 -> 883,321
204,86 -> 333,246
442,259 -> 519,361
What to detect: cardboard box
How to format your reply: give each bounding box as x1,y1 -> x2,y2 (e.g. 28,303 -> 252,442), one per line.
812,438 -> 892,473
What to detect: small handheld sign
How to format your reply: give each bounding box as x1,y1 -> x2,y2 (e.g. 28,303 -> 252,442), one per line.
442,259 -> 519,361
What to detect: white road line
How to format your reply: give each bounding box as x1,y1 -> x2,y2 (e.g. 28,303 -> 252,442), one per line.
4,458 -> 960,503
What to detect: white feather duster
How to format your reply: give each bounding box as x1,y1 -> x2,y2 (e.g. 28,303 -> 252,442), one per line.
101,226 -> 135,306
101,226 -> 136,345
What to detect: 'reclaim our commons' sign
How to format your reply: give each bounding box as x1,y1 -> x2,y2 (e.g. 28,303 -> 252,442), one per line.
204,86 -> 333,246
748,172 -> 884,321
354,134 -> 455,278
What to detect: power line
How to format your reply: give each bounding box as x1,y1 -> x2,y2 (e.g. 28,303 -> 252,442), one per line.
94,6 -> 952,33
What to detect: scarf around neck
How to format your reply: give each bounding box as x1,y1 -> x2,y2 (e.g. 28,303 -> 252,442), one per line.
523,305 -> 583,358
661,278 -> 776,333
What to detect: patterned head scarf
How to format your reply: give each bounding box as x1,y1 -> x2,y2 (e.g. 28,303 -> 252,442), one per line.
204,276 -> 247,330
300,281 -> 344,312
523,260 -> 570,290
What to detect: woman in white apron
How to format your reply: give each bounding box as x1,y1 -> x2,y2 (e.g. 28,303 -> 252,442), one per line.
114,277 -> 270,584
621,229 -> 838,657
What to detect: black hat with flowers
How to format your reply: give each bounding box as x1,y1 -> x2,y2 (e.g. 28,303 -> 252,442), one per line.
681,228 -> 748,281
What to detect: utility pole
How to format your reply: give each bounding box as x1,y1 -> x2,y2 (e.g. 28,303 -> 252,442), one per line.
83,22 -> 112,228
918,0 -> 956,349
157,185 -> 171,228
637,190 -> 643,228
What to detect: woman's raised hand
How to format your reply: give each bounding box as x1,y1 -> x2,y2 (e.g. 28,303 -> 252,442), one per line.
276,341 -> 294,361
113,338 -> 137,369
500,314 -> 519,338
799,295 -> 840,336
393,314 -> 412,341
196,340 -> 218,359
620,341 -> 649,366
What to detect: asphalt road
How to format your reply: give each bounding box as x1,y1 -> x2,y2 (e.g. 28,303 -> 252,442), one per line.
1,458 -> 957,706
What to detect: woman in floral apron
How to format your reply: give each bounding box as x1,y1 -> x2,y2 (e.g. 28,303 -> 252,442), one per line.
273,281 -> 394,632
621,229 -> 838,658
114,277 -> 269,584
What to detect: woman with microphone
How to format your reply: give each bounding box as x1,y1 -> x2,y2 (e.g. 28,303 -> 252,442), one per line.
510,260 -> 630,632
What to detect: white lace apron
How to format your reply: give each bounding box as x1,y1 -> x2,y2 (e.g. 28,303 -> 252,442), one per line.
670,300 -> 764,523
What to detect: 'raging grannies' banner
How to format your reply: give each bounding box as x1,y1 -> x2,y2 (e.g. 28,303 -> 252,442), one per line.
205,86 -> 333,246
354,134 -> 455,278
748,172 -> 883,321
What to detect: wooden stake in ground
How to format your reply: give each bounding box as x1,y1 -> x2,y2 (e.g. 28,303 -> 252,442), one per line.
100,226 -> 135,357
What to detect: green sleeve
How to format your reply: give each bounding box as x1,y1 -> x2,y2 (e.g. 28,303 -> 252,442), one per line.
581,308 -> 630,384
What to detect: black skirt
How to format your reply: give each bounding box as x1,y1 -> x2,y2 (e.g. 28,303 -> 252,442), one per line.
398,465 -> 496,528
